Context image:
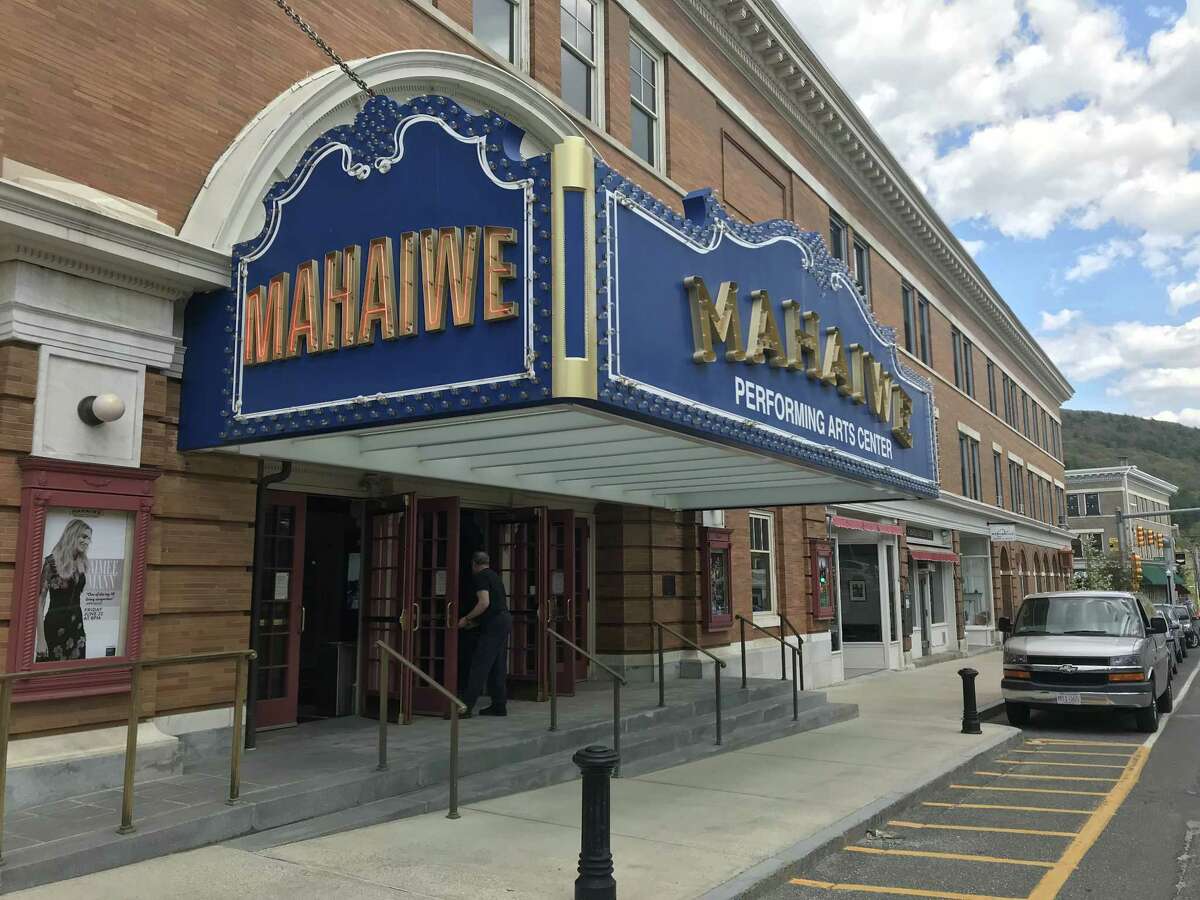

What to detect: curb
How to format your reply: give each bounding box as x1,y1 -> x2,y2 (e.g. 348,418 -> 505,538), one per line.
696,722 -> 1024,900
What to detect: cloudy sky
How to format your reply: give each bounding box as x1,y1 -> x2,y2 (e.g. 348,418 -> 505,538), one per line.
780,1 -> 1200,424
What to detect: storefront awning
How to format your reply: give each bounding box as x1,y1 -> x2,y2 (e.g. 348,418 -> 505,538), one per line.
179,96 -> 940,510
831,514 -> 903,536
909,548 -> 959,564
1141,563 -> 1168,587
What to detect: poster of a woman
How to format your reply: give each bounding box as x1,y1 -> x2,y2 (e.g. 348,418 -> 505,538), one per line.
36,519 -> 93,662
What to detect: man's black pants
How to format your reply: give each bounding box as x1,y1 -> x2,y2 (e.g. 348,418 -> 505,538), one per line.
463,611 -> 511,712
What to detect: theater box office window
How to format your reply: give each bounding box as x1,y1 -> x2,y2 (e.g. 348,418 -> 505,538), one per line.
179,95 -> 938,711
8,460 -> 156,701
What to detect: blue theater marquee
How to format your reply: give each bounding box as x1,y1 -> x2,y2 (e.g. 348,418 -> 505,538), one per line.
179,96 -> 937,499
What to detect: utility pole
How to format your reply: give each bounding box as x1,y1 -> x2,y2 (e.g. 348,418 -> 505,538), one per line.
1166,532 -> 1178,605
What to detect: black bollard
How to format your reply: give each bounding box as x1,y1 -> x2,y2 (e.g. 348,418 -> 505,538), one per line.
574,745 -> 620,900
958,667 -> 982,735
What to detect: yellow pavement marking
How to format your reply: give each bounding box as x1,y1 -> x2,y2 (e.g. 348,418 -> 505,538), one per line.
994,760 -> 1126,769
843,846 -> 1054,868
1028,746 -> 1149,900
1009,749 -> 1134,759
888,820 -> 1078,838
951,784 -> 1110,797
923,801 -> 1094,815
787,877 -> 1025,900
1025,738 -> 1141,748
975,771 -> 1119,783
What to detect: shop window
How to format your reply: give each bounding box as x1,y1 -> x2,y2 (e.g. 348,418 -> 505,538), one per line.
852,238 -> 872,307
475,0 -> 521,65
1067,493 -> 1080,517
838,543 -> 882,642
8,459 -> 157,700
961,537 -> 991,628
901,284 -> 916,355
1085,493 -> 1100,516
561,0 -> 598,120
629,34 -> 661,167
929,565 -> 946,624
701,527 -> 733,631
749,512 -> 775,614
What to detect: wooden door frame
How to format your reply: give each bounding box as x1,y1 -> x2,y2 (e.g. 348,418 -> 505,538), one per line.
255,491 -> 307,730
412,496 -> 460,717
549,509 -> 576,696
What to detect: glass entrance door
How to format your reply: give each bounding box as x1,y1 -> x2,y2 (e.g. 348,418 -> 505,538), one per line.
573,518 -> 591,681
363,496 -> 414,722
548,510 -> 576,696
490,509 -> 545,699
412,497 -> 460,716
915,566 -> 933,658
255,494 -> 306,729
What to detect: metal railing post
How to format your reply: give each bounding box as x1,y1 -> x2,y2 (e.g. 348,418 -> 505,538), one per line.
0,679 -> 12,863
228,653 -> 247,804
656,624 -> 665,708
378,651 -> 389,771
790,648 -> 798,721
549,628 -> 558,732
447,704 -> 461,819
612,681 -> 621,778
118,662 -> 142,834
714,663 -> 723,746
779,632 -> 786,681
797,637 -> 805,691
739,617 -> 747,688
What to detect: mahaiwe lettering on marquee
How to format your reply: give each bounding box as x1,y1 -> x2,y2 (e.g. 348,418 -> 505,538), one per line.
598,182 -> 937,494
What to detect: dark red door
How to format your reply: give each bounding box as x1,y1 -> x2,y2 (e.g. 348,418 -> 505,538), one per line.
412,497 -> 460,716
573,517 -> 591,680
255,493 -> 306,729
363,496 -> 414,721
548,510 -> 576,696
490,509 -> 547,700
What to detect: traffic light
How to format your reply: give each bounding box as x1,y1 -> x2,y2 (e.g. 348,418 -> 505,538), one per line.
1136,526 -> 1146,546
1158,533 -> 1166,549
1130,552 -> 1142,588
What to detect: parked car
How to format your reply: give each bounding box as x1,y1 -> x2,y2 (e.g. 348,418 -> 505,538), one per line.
1173,605 -> 1197,648
999,591 -> 1172,733
1155,604 -> 1186,663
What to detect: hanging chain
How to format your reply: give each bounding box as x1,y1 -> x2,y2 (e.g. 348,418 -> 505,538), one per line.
270,0 -> 376,97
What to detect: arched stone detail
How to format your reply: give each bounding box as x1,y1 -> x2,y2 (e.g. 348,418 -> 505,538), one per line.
181,50 -> 588,252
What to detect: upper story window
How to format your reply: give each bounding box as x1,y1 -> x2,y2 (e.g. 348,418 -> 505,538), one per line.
852,238 -> 872,307
959,432 -> 981,501
561,0 -> 598,120
475,0 -> 522,65
1084,493 -> 1101,516
1008,460 -> 1025,515
951,329 -> 975,398
1021,391 -> 1030,437
901,284 -> 915,355
1031,402 -> 1040,445
985,358 -> 996,414
1067,493 -> 1080,517
628,35 -> 661,168
993,450 -> 1004,509
829,213 -> 848,262
749,512 -> 775,614
916,294 -> 932,365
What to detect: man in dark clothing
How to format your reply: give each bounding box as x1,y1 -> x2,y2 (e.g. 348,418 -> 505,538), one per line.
459,550 -> 512,716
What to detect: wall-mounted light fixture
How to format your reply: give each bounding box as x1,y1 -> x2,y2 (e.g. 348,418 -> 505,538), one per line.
77,393 -> 126,427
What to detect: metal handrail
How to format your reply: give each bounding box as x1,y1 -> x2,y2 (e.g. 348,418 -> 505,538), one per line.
547,627 -> 626,774
375,641 -> 466,819
651,621 -> 727,746
0,648 -> 255,861
778,613 -> 806,692
735,615 -> 800,721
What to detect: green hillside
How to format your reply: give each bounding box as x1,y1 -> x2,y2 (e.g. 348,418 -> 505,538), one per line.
1062,410 -> 1200,544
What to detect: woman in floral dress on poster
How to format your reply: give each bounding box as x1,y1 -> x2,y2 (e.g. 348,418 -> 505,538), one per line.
35,519 -> 93,662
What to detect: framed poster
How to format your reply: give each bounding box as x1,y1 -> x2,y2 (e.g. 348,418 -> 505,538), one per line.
811,541 -> 836,621
9,459 -> 158,701
848,579 -> 867,603
702,527 -> 733,631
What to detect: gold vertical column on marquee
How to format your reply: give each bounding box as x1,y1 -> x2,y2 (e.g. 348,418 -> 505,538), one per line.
550,137 -> 598,399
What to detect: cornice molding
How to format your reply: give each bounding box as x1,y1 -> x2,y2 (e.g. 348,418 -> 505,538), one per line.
680,0 -> 1073,405
1066,467 -> 1178,495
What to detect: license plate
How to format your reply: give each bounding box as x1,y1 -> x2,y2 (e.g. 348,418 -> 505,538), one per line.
1056,693 -> 1082,705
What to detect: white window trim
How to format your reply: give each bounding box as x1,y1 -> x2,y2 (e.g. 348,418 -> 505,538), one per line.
471,0 -> 531,72
560,0 -> 606,128
628,30 -> 665,173
1007,452 -> 1025,466
956,421 -> 982,441
749,510 -> 776,618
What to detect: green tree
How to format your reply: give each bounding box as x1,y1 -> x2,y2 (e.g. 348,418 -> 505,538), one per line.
1073,534 -> 1112,590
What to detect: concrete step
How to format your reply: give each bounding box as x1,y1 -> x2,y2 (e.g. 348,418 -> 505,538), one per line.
0,685 -> 853,893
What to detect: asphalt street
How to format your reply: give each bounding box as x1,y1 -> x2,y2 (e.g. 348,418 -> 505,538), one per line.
742,651 -> 1200,900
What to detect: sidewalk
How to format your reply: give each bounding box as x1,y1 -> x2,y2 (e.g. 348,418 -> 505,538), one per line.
12,651 -> 1012,900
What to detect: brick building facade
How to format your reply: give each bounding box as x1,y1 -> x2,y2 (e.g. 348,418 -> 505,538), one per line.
0,0 -> 1070,785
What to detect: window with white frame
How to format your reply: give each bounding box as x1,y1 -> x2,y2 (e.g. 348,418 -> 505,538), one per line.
749,512 -> 775,614
852,238 -> 872,307
474,0 -> 521,65
629,34 -> 661,167
560,0 -> 598,119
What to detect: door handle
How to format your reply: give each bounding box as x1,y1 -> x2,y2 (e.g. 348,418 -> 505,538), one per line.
301,607 -> 306,633
412,602 -> 421,633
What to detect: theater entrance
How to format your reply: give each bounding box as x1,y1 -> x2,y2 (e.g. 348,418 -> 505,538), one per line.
362,498 -> 592,723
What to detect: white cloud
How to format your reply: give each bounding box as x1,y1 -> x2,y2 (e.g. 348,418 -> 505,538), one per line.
1168,278 -> 1200,312
1040,308 -> 1081,330
1040,315 -> 1200,383
1065,239 -> 1136,282
960,239 -> 986,257
1152,409 -> 1200,427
